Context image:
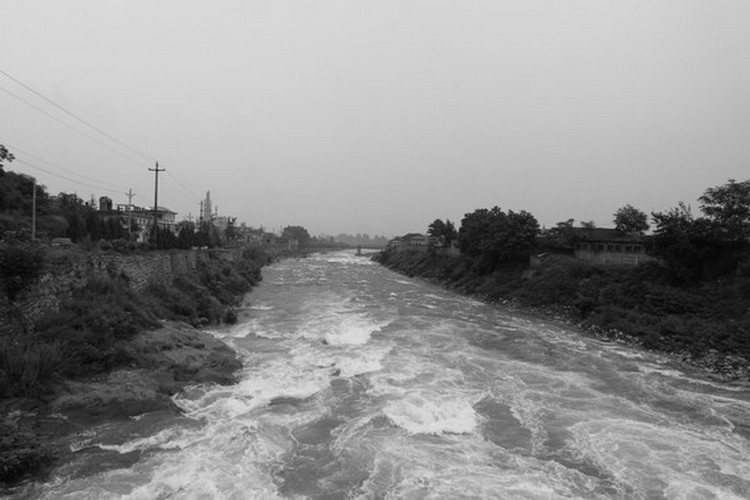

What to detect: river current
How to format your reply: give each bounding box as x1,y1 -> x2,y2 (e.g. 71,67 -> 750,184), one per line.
21,250 -> 750,499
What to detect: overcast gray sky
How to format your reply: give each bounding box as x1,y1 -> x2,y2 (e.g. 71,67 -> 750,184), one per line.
2,1 -> 749,237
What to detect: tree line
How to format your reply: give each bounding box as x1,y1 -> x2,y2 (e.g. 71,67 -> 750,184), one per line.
421,178 -> 750,282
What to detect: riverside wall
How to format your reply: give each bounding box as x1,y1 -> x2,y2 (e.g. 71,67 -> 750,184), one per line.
0,248 -> 243,336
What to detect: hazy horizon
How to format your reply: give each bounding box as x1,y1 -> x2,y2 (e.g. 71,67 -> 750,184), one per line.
3,1 -> 749,237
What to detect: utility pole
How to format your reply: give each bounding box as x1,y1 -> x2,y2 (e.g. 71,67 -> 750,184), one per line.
31,177 -> 37,241
149,162 -> 165,246
125,188 -> 135,238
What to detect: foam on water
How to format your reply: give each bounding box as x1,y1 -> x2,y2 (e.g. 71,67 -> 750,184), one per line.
177,359 -> 332,420
290,342 -> 390,378
384,395 -> 481,435
393,278 -> 417,286
568,418 -> 750,498
324,314 -> 387,346
93,427 -> 193,454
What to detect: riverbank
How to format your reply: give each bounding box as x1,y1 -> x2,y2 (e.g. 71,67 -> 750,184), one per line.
373,249 -> 750,383
0,246 -> 278,489
1,320 -> 241,489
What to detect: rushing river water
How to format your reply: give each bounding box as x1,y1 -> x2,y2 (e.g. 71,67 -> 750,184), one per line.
20,250 -> 750,499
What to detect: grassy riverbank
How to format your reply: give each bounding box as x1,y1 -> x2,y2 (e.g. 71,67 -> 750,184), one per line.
0,247 -> 274,487
373,248 -> 750,380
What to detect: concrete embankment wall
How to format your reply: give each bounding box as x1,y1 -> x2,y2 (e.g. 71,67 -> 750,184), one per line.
0,248 -> 242,336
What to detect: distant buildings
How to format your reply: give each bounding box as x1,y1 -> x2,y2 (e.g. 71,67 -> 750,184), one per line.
115,203 -> 177,241
99,196 -> 113,212
201,191 -> 213,224
387,233 -> 445,253
572,228 -> 653,265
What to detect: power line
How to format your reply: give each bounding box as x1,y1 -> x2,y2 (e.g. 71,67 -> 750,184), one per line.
0,68 -> 155,163
7,143 -> 126,191
132,194 -> 155,208
0,85 -> 147,167
165,170 -> 200,201
15,158 -> 125,194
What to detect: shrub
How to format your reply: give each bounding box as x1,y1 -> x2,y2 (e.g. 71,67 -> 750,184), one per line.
0,242 -> 45,300
222,308 -> 238,324
0,422 -> 52,485
0,338 -> 62,397
34,276 -> 159,378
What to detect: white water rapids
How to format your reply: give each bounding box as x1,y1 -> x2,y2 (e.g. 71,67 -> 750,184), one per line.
19,250 -> 750,499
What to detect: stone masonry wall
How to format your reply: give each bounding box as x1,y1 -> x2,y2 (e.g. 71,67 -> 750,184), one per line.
0,249 -> 219,336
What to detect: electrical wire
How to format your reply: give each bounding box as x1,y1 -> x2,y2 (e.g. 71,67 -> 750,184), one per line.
0,68 -> 155,163
165,170 -> 201,201
7,143 -> 126,191
0,70 -> 198,213
0,85 -> 148,167
14,158 -> 124,194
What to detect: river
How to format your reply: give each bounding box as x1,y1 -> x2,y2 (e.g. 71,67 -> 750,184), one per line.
20,250 -> 750,499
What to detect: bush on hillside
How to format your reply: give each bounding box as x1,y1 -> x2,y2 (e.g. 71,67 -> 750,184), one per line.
0,242 -> 45,301
0,422 -> 52,485
0,338 -> 62,398
34,276 -> 159,378
374,248 -> 750,361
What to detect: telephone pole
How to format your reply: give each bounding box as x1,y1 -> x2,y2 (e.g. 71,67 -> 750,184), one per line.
125,188 -> 135,237
31,177 -> 37,241
149,162 -> 165,246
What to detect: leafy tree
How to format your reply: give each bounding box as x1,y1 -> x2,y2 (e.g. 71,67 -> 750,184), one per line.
282,225 -> 311,247
0,171 -> 50,215
651,203 -> 722,281
0,144 -> 14,175
0,242 -> 45,300
458,206 -> 539,270
176,221 -> 196,249
52,193 -> 87,242
614,204 -> 649,234
699,178 -> 750,242
538,218 -> 576,252
155,226 -> 177,249
85,208 -> 102,241
427,218 -> 457,245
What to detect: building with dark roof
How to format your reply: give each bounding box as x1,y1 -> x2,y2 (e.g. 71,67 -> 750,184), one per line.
573,228 -> 653,265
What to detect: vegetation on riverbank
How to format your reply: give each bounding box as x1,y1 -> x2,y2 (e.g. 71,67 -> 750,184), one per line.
1,247 -> 270,399
0,246 -> 272,486
376,178 -> 750,379
374,247 -> 750,378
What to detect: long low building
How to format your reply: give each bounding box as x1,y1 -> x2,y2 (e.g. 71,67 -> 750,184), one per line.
116,204 -> 178,240
573,228 -> 653,265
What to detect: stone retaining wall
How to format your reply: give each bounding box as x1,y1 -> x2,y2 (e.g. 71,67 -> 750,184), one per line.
0,248 -> 242,337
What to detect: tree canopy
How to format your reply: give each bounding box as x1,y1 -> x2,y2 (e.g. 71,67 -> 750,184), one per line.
458,206 -> 539,269
699,178 -> 750,242
613,204 -> 649,234
282,225 -> 311,247
650,202 -> 728,281
538,218 -> 576,252
0,144 -> 14,175
427,218 -> 457,245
